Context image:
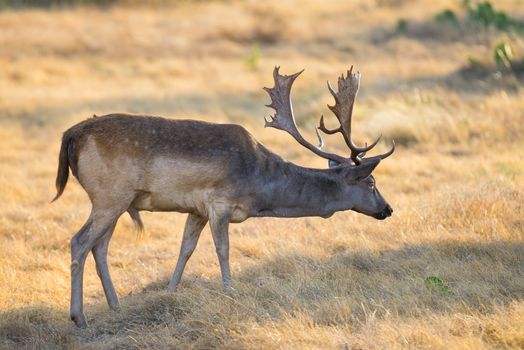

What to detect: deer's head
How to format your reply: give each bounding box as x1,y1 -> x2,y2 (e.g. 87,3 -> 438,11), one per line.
264,66 -> 394,220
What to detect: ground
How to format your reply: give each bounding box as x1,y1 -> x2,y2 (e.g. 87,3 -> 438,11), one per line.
0,0 -> 523,349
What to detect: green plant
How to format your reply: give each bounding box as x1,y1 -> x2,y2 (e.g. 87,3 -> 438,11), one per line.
396,19 -> 408,33
424,276 -> 450,295
464,39 -> 524,76
434,9 -> 459,26
466,1 -> 513,30
494,40 -> 514,70
243,44 -> 261,70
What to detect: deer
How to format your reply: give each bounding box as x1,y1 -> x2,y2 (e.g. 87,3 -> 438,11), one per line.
52,66 -> 394,328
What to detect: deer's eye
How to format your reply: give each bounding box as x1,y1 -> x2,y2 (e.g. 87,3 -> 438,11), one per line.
368,182 -> 375,190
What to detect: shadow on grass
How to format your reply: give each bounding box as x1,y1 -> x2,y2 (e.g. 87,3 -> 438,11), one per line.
1,241 -> 523,348
0,0 -> 117,11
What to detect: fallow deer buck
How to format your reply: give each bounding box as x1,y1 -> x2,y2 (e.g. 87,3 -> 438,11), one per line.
53,66 -> 394,328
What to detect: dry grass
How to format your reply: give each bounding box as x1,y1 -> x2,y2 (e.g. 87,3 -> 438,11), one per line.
1,0 -> 523,349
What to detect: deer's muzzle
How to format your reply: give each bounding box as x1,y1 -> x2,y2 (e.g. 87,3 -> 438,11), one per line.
374,204 -> 393,220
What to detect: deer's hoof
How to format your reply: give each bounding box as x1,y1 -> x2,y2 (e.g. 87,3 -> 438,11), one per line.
166,285 -> 177,293
109,302 -> 121,312
71,313 -> 88,329
109,305 -> 121,312
223,284 -> 236,295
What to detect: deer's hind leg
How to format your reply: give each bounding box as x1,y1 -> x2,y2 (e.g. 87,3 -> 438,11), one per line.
70,203 -> 129,328
92,221 -> 119,311
69,218 -> 93,328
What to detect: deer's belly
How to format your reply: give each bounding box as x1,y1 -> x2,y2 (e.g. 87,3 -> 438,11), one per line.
130,188 -> 203,213
229,206 -> 250,223
132,190 -> 252,223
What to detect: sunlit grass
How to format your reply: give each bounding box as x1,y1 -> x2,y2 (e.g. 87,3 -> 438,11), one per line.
0,0 -> 523,349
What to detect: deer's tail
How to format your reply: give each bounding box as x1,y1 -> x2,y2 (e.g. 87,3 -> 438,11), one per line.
51,131 -> 77,202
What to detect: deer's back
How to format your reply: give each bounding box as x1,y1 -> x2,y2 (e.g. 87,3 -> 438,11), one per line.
67,114 -> 266,217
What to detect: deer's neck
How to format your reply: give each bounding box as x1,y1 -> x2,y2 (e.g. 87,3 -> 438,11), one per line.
252,156 -> 349,218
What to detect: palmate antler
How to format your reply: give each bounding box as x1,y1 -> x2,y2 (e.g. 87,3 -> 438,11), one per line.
264,66 -> 394,166
263,67 -> 349,165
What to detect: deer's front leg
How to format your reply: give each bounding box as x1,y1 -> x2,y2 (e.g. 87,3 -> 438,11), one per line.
167,214 -> 207,292
209,212 -> 232,292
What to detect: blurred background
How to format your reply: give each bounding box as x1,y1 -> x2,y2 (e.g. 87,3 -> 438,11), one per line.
0,1 -> 523,349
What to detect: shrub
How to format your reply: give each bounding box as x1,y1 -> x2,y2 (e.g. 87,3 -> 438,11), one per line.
396,19 -> 409,33
433,2 -> 524,34
466,1 -> 510,30
434,9 -> 459,26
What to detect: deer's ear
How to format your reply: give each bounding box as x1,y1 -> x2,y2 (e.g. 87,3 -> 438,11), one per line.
346,158 -> 381,181
328,159 -> 341,168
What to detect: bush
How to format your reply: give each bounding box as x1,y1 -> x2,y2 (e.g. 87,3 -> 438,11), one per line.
434,9 -> 459,26
465,1 -> 524,32
433,2 -> 524,34
396,19 -> 409,33
468,2 -> 508,29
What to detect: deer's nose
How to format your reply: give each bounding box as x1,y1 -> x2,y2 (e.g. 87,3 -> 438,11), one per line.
384,204 -> 393,216
374,204 -> 393,220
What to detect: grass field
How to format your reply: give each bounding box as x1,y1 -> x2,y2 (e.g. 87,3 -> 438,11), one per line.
0,0 -> 523,349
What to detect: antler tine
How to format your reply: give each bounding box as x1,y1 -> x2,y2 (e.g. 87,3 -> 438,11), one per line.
325,69 -> 386,165
314,127 -> 324,149
380,140 -> 395,159
365,140 -> 395,162
326,80 -> 339,103
318,115 -> 341,135
264,67 -> 349,165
